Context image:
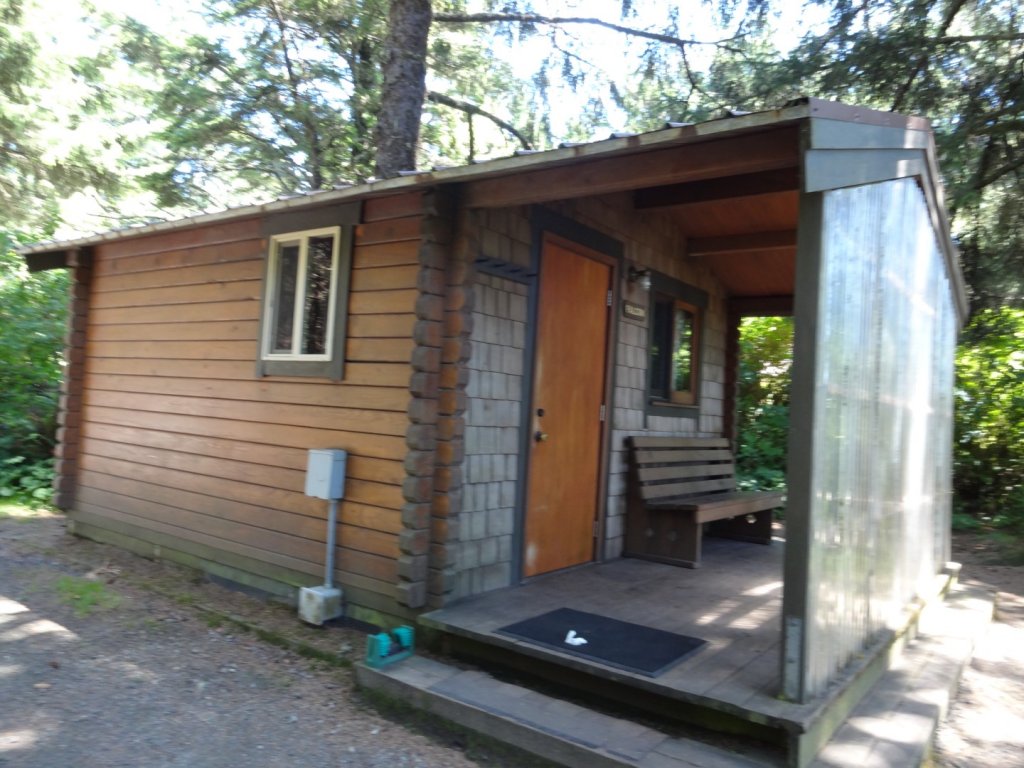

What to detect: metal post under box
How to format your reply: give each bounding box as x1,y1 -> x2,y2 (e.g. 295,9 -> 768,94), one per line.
298,448 -> 347,625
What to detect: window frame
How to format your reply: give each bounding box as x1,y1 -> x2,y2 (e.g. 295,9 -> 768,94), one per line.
645,272 -> 707,416
256,202 -> 358,380
262,226 -> 342,363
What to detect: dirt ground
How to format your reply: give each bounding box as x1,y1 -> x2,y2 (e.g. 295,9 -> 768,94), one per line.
2,509 -> 1022,768
0,509 -> 497,768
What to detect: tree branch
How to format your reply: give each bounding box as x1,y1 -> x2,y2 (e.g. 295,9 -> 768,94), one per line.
433,12 -> 743,53
268,0 -> 324,188
973,120 -> 1024,137
426,91 -> 532,149
972,153 -> 1024,194
931,32 -> 1024,44
891,0 -> 966,113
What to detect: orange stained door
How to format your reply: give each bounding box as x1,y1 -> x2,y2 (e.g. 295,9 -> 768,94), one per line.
523,236 -> 612,577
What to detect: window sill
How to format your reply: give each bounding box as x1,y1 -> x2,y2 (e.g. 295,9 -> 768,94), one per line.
645,399 -> 700,418
258,358 -> 342,380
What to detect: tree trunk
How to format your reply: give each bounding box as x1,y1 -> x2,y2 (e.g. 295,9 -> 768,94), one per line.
374,0 -> 432,178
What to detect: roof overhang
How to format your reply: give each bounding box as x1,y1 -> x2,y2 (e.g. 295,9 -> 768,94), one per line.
24,249 -> 70,273
18,97 -> 965,322
13,98 -> 852,260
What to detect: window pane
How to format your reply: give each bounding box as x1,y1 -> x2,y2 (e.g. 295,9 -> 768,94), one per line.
301,235 -> 335,355
272,242 -> 300,353
672,305 -> 695,394
649,297 -> 672,399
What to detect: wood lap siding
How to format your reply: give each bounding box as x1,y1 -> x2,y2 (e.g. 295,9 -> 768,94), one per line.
76,195 -> 423,605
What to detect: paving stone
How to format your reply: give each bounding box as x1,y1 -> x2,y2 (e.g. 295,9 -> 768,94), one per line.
603,718 -> 668,761
810,583 -> 993,768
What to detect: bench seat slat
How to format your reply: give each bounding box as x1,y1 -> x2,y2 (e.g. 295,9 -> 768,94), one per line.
649,491 -> 785,523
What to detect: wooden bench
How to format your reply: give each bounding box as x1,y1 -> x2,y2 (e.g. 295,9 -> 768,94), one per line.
624,436 -> 785,568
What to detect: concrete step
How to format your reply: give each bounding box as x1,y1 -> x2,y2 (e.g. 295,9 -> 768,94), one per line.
355,655 -> 779,767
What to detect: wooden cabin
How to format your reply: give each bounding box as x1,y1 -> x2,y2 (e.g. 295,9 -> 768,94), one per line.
24,98 -> 965,763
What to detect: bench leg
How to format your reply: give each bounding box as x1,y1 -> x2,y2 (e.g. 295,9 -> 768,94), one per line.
623,509 -> 703,568
676,523 -> 702,568
707,510 -> 773,545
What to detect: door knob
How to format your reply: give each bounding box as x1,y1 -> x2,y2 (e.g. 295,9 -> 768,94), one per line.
534,431 -> 549,443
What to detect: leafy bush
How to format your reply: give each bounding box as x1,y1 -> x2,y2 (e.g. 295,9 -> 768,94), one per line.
954,307 -> 1024,531
735,317 -> 792,492
0,230 -> 68,502
0,456 -> 54,502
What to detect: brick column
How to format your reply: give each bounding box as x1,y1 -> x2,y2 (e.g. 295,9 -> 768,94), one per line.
53,248 -> 92,510
398,189 -> 453,609
428,196 -> 473,608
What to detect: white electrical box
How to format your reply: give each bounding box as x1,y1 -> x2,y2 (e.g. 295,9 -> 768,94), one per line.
305,449 -> 347,500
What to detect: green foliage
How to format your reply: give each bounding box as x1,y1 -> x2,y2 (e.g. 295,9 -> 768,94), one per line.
0,455 -> 54,501
954,308 -> 1024,529
116,0 -> 531,205
0,1 -> 130,228
735,317 -> 792,492
119,0 -> 388,205
0,230 -> 67,502
56,576 -> 121,616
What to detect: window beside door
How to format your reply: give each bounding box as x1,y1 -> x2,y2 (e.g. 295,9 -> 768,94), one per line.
645,273 -> 707,415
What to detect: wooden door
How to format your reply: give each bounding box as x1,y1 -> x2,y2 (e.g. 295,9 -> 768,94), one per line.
523,236 -> 612,577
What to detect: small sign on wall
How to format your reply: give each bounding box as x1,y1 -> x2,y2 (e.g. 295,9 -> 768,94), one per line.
622,300 -> 647,322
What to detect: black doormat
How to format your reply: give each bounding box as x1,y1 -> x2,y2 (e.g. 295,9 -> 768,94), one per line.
497,607 -> 706,677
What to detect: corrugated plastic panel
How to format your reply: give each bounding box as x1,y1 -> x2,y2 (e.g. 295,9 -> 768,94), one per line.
803,178 -> 956,696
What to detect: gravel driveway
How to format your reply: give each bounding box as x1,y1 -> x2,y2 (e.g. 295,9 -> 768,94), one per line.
0,510 -> 488,768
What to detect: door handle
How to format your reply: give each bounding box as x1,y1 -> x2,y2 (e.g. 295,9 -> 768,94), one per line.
534,431 -> 549,443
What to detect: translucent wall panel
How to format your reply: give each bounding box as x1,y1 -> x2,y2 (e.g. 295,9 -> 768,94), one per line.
802,178 -> 956,697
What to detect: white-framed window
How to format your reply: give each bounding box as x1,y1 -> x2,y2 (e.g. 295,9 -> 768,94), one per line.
261,227 -> 341,361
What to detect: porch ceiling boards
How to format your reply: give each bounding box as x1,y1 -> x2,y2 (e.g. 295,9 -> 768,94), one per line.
421,535 -> 822,735
635,165 -> 800,299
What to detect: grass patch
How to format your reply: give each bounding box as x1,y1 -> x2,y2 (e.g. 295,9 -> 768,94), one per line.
986,531 -> 1024,566
55,576 -> 121,616
952,511 -> 984,531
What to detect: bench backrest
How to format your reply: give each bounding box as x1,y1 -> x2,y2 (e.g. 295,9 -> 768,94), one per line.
628,436 -> 737,502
